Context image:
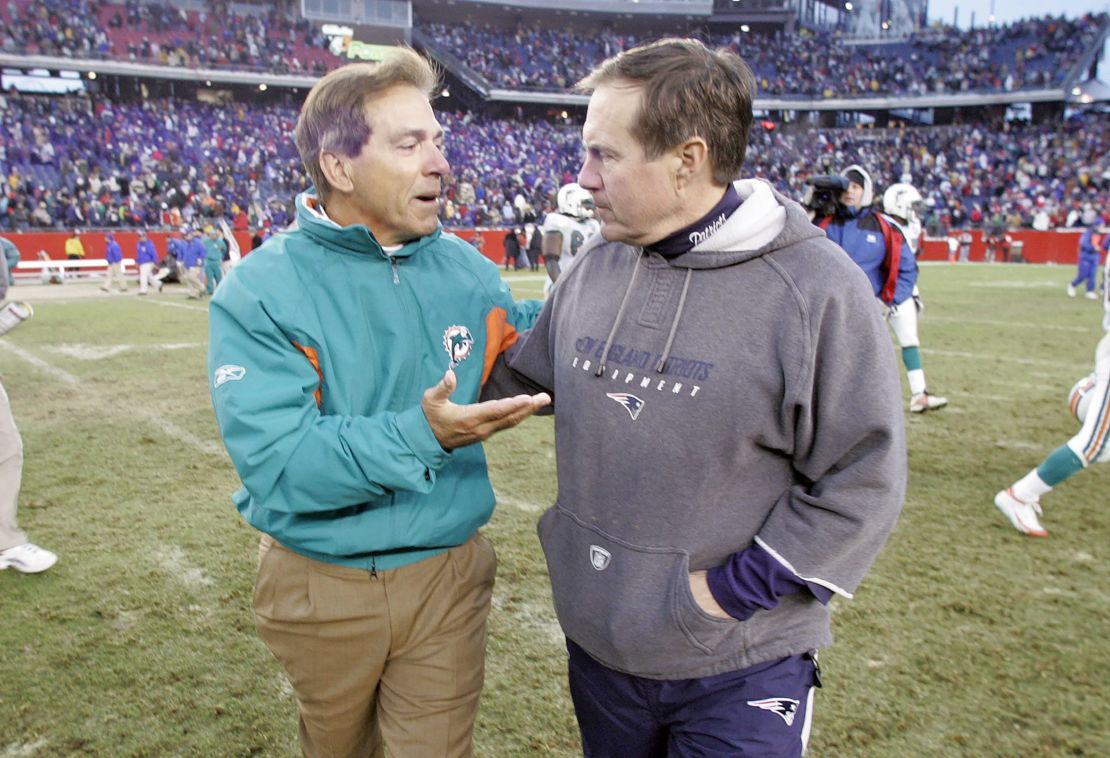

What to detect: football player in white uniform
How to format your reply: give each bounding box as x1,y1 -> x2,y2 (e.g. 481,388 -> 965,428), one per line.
994,252 -> 1110,537
882,183 -> 923,256
542,183 -> 600,298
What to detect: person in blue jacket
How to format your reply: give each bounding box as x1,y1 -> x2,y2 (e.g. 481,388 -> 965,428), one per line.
135,229 -> 159,295
100,232 -> 128,292
1067,221 -> 1109,299
208,51 -> 549,758
182,228 -> 207,298
815,165 -> 947,413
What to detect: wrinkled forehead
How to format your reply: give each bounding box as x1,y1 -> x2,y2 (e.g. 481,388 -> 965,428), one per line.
583,81 -> 643,146
364,86 -> 443,143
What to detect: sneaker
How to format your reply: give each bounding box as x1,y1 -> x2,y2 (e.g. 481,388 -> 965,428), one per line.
1067,284 -> 1077,297
909,392 -> 948,413
993,488 -> 1048,537
0,543 -> 58,573
157,281 -> 164,293
1085,291 -> 1098,300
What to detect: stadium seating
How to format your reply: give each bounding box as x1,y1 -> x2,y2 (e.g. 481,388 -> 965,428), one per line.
417,14 -> 1106,97
0,3 -> 1107,233
1,0 -> 342,74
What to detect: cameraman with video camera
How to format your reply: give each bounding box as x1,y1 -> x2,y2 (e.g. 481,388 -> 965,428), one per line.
806,165 -> 947,414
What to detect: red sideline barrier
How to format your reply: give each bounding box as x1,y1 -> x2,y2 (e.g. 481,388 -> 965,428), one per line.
4,229 -> 510,266
919,228 -> 1086,264
3,227 -> 1090,267
3,230 -> 254,267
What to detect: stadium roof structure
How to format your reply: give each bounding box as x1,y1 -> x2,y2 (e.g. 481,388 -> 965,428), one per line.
1069,77 -> 1110,103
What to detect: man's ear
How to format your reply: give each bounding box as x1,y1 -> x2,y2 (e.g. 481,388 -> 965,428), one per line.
673,138 -> 709,188
319,151 -> 353,195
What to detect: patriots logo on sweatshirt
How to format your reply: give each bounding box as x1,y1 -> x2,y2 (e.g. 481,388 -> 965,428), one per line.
746,697 -> 799,726
606,392 -> 644,420
443,325 -> 474,368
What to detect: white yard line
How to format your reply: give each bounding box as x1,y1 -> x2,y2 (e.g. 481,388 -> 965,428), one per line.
494,492 -> 546,513
926,348 -> 1090,371
0,339 -> 79,384
925,315 -> 1090,333
0,339 -> 225,458
1,737 -> 48,756
141,413 -> 226,457
156,544 -> 215,589
143,299 -> 210,312
993,439 -> 1046,451
44,343 -> 203,360
492,590 -> 563,645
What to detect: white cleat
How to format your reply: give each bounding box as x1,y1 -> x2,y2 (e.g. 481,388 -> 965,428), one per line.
1085,291 -> 1099,300
993,489 -> 1048,537
909,392 -> 948,413
0,542 -> 58,573
1067,284 -> 1077,298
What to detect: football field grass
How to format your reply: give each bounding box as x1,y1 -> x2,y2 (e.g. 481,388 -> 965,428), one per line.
1,261 -> 1107,756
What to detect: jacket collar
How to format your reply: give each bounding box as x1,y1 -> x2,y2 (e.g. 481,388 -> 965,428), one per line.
295,190 -> 442,259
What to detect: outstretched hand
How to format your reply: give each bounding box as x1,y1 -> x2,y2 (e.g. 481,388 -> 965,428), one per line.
422,369 -> 551,451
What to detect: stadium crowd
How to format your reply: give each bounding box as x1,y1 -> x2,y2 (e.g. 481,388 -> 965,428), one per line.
2,0 -> 1103,95
419,13 -> 1107,97
0,93 -> 1106,233
0,0 -> 340,75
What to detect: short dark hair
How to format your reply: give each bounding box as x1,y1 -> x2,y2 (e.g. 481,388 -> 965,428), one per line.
577,38 -> 756,185
294,49 -> 440,199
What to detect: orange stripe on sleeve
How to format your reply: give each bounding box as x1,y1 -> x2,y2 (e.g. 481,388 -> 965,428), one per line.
482,307 -> 519,385
291,340 -> 324,407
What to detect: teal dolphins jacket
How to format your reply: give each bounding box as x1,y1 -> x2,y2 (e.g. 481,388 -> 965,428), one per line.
208,192 -> 539,570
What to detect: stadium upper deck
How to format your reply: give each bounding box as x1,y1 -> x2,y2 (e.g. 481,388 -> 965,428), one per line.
0,2 -> 1106,236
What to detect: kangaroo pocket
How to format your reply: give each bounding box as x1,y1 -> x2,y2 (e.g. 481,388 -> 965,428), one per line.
538,505 -> 744,676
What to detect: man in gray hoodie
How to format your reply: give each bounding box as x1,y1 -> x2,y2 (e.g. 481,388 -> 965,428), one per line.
486,38 -> 906,756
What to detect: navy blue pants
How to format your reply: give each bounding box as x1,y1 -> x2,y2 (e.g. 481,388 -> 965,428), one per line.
567,639 -> 820,757
1071,253 -> 1100,292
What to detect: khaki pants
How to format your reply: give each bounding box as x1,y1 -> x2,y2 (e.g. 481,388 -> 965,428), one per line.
254,532 -> 496,758
103,261 -> 128,291
185,265 -> 205,298
139,262 -> 157,294
0,381 -> 28,551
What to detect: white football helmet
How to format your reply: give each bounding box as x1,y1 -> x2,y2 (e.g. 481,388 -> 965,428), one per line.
1068,372 -> 1097,423
557,183 -> 595,219
883,183 -> 924,223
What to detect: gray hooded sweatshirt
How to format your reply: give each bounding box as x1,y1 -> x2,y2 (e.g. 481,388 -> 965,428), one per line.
491,180 -> 906,680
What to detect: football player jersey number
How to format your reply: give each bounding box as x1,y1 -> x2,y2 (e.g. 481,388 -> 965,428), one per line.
569,230 -> 585,257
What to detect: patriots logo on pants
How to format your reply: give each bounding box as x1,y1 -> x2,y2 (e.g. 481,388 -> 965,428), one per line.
746,697 -> 800,726
606,392 -> 645,420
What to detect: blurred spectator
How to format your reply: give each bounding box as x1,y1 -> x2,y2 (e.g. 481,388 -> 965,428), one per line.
419,13 -> 1105,98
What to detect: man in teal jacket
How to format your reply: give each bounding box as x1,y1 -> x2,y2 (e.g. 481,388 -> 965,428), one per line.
201,225 -> 226,295
208,51 -> 549,758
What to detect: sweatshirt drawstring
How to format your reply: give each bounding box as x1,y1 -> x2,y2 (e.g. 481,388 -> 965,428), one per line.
595,250 -> 644,377
655,267 -> 692,374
